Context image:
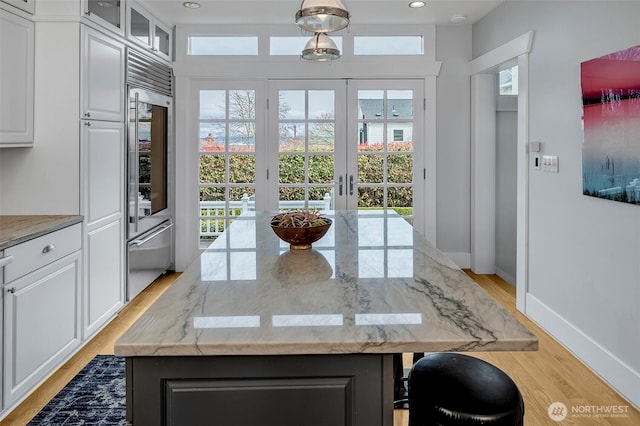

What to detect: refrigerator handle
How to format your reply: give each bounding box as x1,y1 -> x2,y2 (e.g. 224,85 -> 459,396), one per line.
130,222 -> 174,247
133,92 -> 140,233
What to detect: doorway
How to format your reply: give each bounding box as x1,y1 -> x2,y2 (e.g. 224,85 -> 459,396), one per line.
267,79 -> 424,226
469,31 -> 533,312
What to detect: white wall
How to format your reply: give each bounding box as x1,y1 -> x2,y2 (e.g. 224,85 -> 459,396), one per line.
496,108 -> 517,285
474,1 -> 640,409
435,25 -> 472,267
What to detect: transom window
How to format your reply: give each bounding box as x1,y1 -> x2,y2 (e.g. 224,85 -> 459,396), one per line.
186,34 -> 424,57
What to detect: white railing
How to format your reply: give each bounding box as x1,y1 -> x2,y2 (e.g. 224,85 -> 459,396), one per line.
200,193 -> 333,238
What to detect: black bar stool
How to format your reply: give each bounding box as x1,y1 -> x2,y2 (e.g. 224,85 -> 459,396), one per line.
408,353 -> 524,425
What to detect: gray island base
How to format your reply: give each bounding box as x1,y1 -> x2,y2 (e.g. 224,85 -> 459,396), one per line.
116,211 -> 537,425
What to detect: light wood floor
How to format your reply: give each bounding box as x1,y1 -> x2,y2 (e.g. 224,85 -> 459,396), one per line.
2,271 -> 638,425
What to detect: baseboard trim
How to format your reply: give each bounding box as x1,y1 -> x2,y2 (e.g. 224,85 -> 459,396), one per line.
526,293 -> 640,410
495,266 -> 515,287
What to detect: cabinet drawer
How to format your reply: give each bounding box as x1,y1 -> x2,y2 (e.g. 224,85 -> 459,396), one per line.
4,224 -> 81,282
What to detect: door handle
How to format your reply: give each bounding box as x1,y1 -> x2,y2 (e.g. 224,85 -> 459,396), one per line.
349,175 -> 354,196
338,176 -> 343,196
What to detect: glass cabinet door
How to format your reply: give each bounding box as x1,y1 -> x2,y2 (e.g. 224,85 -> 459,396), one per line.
155,24 -> 170,57
130,7 -> 151,47
86,0 -> 124,34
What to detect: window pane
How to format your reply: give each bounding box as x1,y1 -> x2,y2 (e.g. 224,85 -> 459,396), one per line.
280,187 -> 305,203
358,187 -> 384,208
309,122 -> 335,151
308,155 -> 334,184
358,154 -> 383,183
387,91 -> 413,119
279,122 -> 306,151
308,187 -> 332,205
199,123 -> 225,151
387,123 -> 412,144
280,91 -> 305,119
188,36 -> 259,55
354,36 -> 423,55
308,91 -> 334,119
199,154 -> 225,184
358,90 -> 384,119
279,155 -> 305,183
200,91 -> 225,119
200,186 -> 225,202
229,187 -> 254,205
388,186 -> 413,208
229,155 -> 255,183
270,36 -> 342,55
229,90 -> 256,119
500,66 -> 519,95
358,123 -> 384,149
229,122 -> 255,150
388,154 -> 412,183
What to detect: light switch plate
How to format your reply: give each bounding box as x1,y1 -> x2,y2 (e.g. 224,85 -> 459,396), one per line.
541,155 -> 559,172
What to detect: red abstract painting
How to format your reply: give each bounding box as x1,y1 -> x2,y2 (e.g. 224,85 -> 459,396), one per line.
581,45 -> 640,205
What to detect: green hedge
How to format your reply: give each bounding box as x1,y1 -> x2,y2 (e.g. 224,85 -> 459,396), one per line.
199,142 -> 413,207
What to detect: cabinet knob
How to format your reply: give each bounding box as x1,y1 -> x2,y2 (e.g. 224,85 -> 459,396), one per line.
42,244 -> 56,254
7,287 -> 16,294
84,112 -> 91,118
85,122 -> 91,127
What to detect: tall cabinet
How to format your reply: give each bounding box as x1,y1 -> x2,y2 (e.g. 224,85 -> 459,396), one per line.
80,26 -> 126,338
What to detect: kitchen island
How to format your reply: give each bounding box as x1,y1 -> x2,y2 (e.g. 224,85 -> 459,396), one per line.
115,210 -> 537,426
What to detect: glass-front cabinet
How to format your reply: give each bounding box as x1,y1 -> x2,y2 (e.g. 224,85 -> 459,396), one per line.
2,0 -> 35,14
127,1 -> 172,61
83,0 -> 125,36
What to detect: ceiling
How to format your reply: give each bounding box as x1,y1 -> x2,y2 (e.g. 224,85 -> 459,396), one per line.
137,0 -> 505,27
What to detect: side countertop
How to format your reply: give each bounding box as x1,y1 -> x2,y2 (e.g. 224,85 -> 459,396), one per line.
0,215 -> 83,250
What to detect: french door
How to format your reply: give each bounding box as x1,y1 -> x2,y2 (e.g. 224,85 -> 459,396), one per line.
267,79 -> 424,225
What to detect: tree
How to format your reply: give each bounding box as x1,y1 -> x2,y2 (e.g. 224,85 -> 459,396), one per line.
228,90 -> 256,146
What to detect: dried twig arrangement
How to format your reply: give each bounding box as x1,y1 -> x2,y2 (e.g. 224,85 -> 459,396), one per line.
270,211 -> 330,228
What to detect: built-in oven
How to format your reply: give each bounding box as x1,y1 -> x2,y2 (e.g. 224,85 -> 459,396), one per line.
126,48 -> 174,301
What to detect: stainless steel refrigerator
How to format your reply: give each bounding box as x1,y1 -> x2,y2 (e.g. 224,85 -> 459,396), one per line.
126,83 -> 174,301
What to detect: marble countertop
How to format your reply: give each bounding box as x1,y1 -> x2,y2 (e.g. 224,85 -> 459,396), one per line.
0,215 -> 83,250
115,210 -> 537,357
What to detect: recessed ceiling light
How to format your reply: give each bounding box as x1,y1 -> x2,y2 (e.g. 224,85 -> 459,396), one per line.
449,14 -> 467,23
183,2 -> 200,9
409,1 -> 426,8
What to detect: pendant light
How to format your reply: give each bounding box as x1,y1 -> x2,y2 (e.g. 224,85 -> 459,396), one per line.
295,0 -> 350,33
301,33 -> 341,61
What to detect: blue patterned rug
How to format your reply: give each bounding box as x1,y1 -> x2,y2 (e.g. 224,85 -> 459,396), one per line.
28,355 -> 126,425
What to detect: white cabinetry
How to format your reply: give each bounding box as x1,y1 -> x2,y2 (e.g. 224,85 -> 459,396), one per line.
82,120 -> 125,337
127,1 -> 172,61
0,7 -> 34,147
81,25 -> 125,122
2,225 -> 82,408
81,27 -> 126,338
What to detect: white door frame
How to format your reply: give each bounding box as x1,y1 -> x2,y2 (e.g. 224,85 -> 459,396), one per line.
469,31 -> 534,312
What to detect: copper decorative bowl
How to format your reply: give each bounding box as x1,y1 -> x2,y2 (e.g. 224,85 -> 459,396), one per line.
270,212 -> 332,250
